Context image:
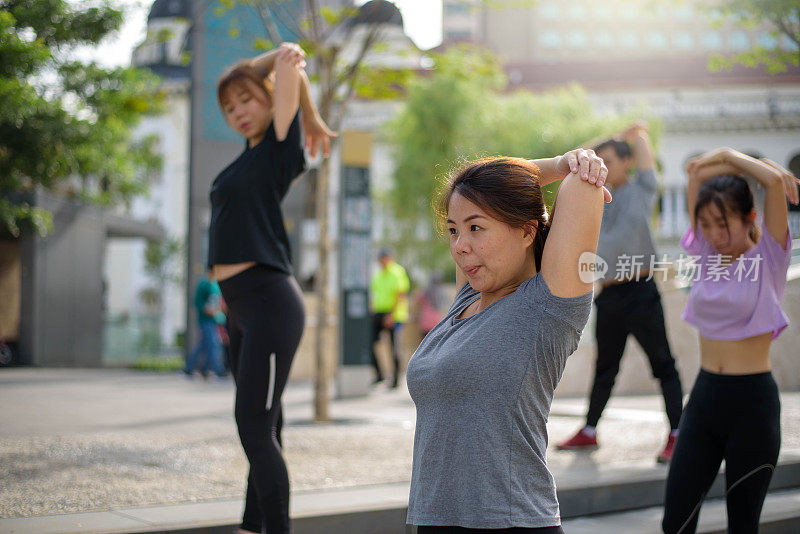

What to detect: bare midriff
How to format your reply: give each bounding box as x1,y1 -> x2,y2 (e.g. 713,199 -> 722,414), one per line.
699,331 -> 773,375
211,262 -> 257,282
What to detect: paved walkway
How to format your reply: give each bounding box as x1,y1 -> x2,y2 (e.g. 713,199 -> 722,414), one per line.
1,368 -> 799,526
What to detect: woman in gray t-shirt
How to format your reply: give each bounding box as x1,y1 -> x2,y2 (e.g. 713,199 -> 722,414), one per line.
406,151 -> 610,533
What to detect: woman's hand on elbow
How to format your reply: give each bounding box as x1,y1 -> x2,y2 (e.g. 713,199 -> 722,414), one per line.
276,42 -> 306,70
555,148 -> 612,202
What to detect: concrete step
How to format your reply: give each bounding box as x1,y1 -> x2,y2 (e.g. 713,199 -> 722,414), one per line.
562,488 -> 800,534
2,452 -> 799,534
558,448 -> 800,518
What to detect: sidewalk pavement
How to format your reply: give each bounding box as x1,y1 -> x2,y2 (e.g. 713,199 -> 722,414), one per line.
1,368 -> 799,530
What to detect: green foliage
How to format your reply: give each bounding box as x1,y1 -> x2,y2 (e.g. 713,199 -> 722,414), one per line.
144,237 -> 186,286
709,45 -> 799,74
353,63 -> 413,100
384,45 -> 655,270
131,355 -> 184,372
0,0 -> 165,236
696,0 -> 800,73
253,37 -> 274,51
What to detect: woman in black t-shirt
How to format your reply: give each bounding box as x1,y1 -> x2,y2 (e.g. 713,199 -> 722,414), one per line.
209,43 -> 334,534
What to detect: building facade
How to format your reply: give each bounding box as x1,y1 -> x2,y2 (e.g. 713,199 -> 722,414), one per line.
442,0 -> 800,240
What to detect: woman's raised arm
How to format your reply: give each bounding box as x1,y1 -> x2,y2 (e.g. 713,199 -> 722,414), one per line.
540,150 -> 607,298
250,43 -> 335,149
271,49 -> 302,141
687,148 -> 795,244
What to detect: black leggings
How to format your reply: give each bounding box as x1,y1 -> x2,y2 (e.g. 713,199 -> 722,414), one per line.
663,370 -> 781,534
589,278 -> 683,429
417,527 -> 564,533
219,265 -> 305,534
370,311 -> 400,381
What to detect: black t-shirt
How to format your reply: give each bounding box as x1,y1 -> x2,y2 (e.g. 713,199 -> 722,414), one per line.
207,112 -> 306,273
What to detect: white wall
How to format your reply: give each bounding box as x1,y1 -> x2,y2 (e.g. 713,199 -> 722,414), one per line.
103,83 -> 190,345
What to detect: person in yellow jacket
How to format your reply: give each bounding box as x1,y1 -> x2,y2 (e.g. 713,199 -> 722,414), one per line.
369,248 -> 410,388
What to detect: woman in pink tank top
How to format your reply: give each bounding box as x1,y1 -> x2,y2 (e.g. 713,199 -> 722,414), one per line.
662,148 -> 798,533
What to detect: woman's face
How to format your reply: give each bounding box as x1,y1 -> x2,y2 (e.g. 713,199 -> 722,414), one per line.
696,203 -> 754,255
447,192 -> 535,293
220,79 -> 272,145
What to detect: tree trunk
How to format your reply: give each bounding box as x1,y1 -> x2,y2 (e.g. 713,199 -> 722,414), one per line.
312,62 -> 335,422
312,156 -> 331,422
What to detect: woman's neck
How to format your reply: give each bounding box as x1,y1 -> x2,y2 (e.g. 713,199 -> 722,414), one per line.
477,263 -> 538,311
721,236 -> 756,265
247,113 -> 273,148
248,132 -> 265,148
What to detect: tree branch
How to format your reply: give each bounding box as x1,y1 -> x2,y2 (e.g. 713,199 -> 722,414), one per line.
272,1 -> 305,38
771,14 -> 800,48
305,0 -> 322,44
332,24 -> 385,129
333,22 -> 383,92
255,3 -> 283,45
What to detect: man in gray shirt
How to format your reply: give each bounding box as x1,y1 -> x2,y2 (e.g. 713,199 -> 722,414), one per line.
556,123 -> 684,463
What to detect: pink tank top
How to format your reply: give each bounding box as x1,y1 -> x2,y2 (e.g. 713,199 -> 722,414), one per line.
681,221 -> 791,341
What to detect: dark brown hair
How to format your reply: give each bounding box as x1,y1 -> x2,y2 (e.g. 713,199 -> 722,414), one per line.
694,174 -> 761,244
217,61 -> 273,110
594,139 -> 632,159
436,157 -> 550,271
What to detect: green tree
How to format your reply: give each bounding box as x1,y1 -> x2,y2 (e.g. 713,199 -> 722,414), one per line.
0,0 -> 165,237
700,0 -> 800,73
385,45 -> 655,271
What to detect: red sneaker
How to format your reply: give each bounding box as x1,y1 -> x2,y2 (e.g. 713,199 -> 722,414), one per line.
556,428 -> 598,451
657,434 -> 677,464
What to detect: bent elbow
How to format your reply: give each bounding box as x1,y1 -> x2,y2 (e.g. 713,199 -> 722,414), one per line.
274,126 -> 289,142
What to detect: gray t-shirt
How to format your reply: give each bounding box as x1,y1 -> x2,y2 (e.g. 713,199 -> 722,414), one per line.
596,168 -> 658,281
406,273 -> 592,528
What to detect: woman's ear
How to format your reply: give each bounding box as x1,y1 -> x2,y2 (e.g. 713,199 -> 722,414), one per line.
745,209 -> 758,225
522,221 -> 538,247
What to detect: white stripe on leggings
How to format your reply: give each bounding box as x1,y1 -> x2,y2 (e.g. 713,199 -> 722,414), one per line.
266,352 -> 276,411
726,463 -> 775,495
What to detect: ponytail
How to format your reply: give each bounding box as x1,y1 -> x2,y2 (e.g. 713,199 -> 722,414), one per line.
749,223 -> 761,244
533,217 -> 550,272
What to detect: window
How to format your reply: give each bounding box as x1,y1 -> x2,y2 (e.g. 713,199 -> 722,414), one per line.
620,4 -> 638,18
674,6 -> 694,19
728,31 -> 750,51
672,31 -> 695,49
758,33 -> 778,48
594,30 -> 613,48
566,4 -> 585,18
540,4 -> 560,19
445,30 -> 473,41
620,31 -> 639,48
647,31 -> 667,49
595,4 -> 613,18
540,30 -> 561,49
445,3 -> 471,15
702,32 -> 723,50
567,31 -> 589,48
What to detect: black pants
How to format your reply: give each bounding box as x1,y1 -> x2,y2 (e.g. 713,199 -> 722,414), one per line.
219,265 -> 305,534
663,370 -> 781,534
370,311 -> 399,381
417,526 -> 564,533
588,278 -> 683,429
